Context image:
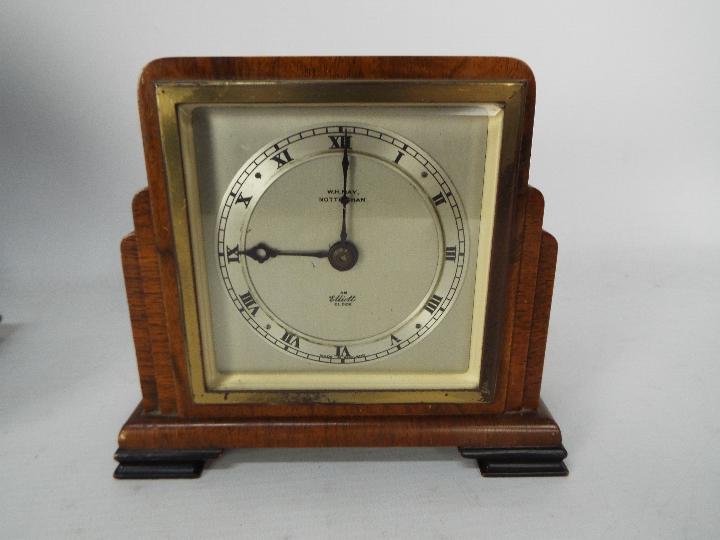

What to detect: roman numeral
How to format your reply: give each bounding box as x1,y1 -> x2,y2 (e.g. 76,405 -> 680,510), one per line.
390,334 -> 401,345
445,246 -> 457,262
335,345 -> 351,360
239,291 -> 259,316
329,135 -> 352,149
281,330 -> 300,348
432,192 -> 446,206
424,294 -> 443,314
394,151 -> 404,164
234,192 -> 252,207
226,244 -> 241,263
271,149 -> 293,168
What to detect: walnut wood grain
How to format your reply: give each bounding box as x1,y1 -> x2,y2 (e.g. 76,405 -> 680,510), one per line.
132,190 -> 179,415
506,188 -> 545,410
118,401 -> 561,450
120,233 -> 157,412
523,232 -> 558,409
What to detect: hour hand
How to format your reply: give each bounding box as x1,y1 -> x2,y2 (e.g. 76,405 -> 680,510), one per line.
239,242 -> 329,264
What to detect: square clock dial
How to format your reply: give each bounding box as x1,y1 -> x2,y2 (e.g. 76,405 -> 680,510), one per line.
156,80 -> 519,401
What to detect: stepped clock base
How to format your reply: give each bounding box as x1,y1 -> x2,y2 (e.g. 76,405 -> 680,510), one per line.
114,448 -> 222,479
114,401 -> 566,479
459,446 -> 568,477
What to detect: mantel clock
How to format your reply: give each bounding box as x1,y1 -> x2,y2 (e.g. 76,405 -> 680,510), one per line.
115,56 -> 567,478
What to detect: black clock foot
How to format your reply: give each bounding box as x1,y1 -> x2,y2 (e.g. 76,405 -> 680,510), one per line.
113,448 -> 223,479
458,446 -> 568,477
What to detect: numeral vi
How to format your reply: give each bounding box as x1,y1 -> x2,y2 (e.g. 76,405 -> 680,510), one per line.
335,345 -> 351,361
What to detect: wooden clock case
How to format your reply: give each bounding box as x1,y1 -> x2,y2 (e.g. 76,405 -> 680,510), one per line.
115,56 -> 566,478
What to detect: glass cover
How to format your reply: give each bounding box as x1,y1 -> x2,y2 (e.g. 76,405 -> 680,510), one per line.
178,103 -> 503,390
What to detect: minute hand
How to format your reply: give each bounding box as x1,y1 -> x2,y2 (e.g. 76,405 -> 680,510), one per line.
339,129 -> 350,242
240,242 -> 329,264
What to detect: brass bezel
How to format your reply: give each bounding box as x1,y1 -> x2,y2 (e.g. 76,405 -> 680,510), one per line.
156,80 -> 526,405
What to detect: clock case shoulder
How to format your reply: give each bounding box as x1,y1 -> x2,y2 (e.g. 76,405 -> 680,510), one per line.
117,56 -> 564,477
120,186 -> 556,417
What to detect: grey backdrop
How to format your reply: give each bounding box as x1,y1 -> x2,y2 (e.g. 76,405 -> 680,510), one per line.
1,1 -> 719,538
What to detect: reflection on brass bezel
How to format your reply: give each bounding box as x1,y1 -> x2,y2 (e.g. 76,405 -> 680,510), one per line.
157,80 -> 526,405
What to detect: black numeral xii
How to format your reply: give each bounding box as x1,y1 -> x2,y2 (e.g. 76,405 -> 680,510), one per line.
329,135 -> 352,149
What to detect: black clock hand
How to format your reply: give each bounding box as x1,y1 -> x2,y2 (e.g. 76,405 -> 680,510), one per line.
324,128 -> 360,272
340,129 -> 350,242
239,242 -> 329,264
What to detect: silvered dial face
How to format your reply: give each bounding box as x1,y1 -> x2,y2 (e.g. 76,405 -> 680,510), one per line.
217,124 -> 466,364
